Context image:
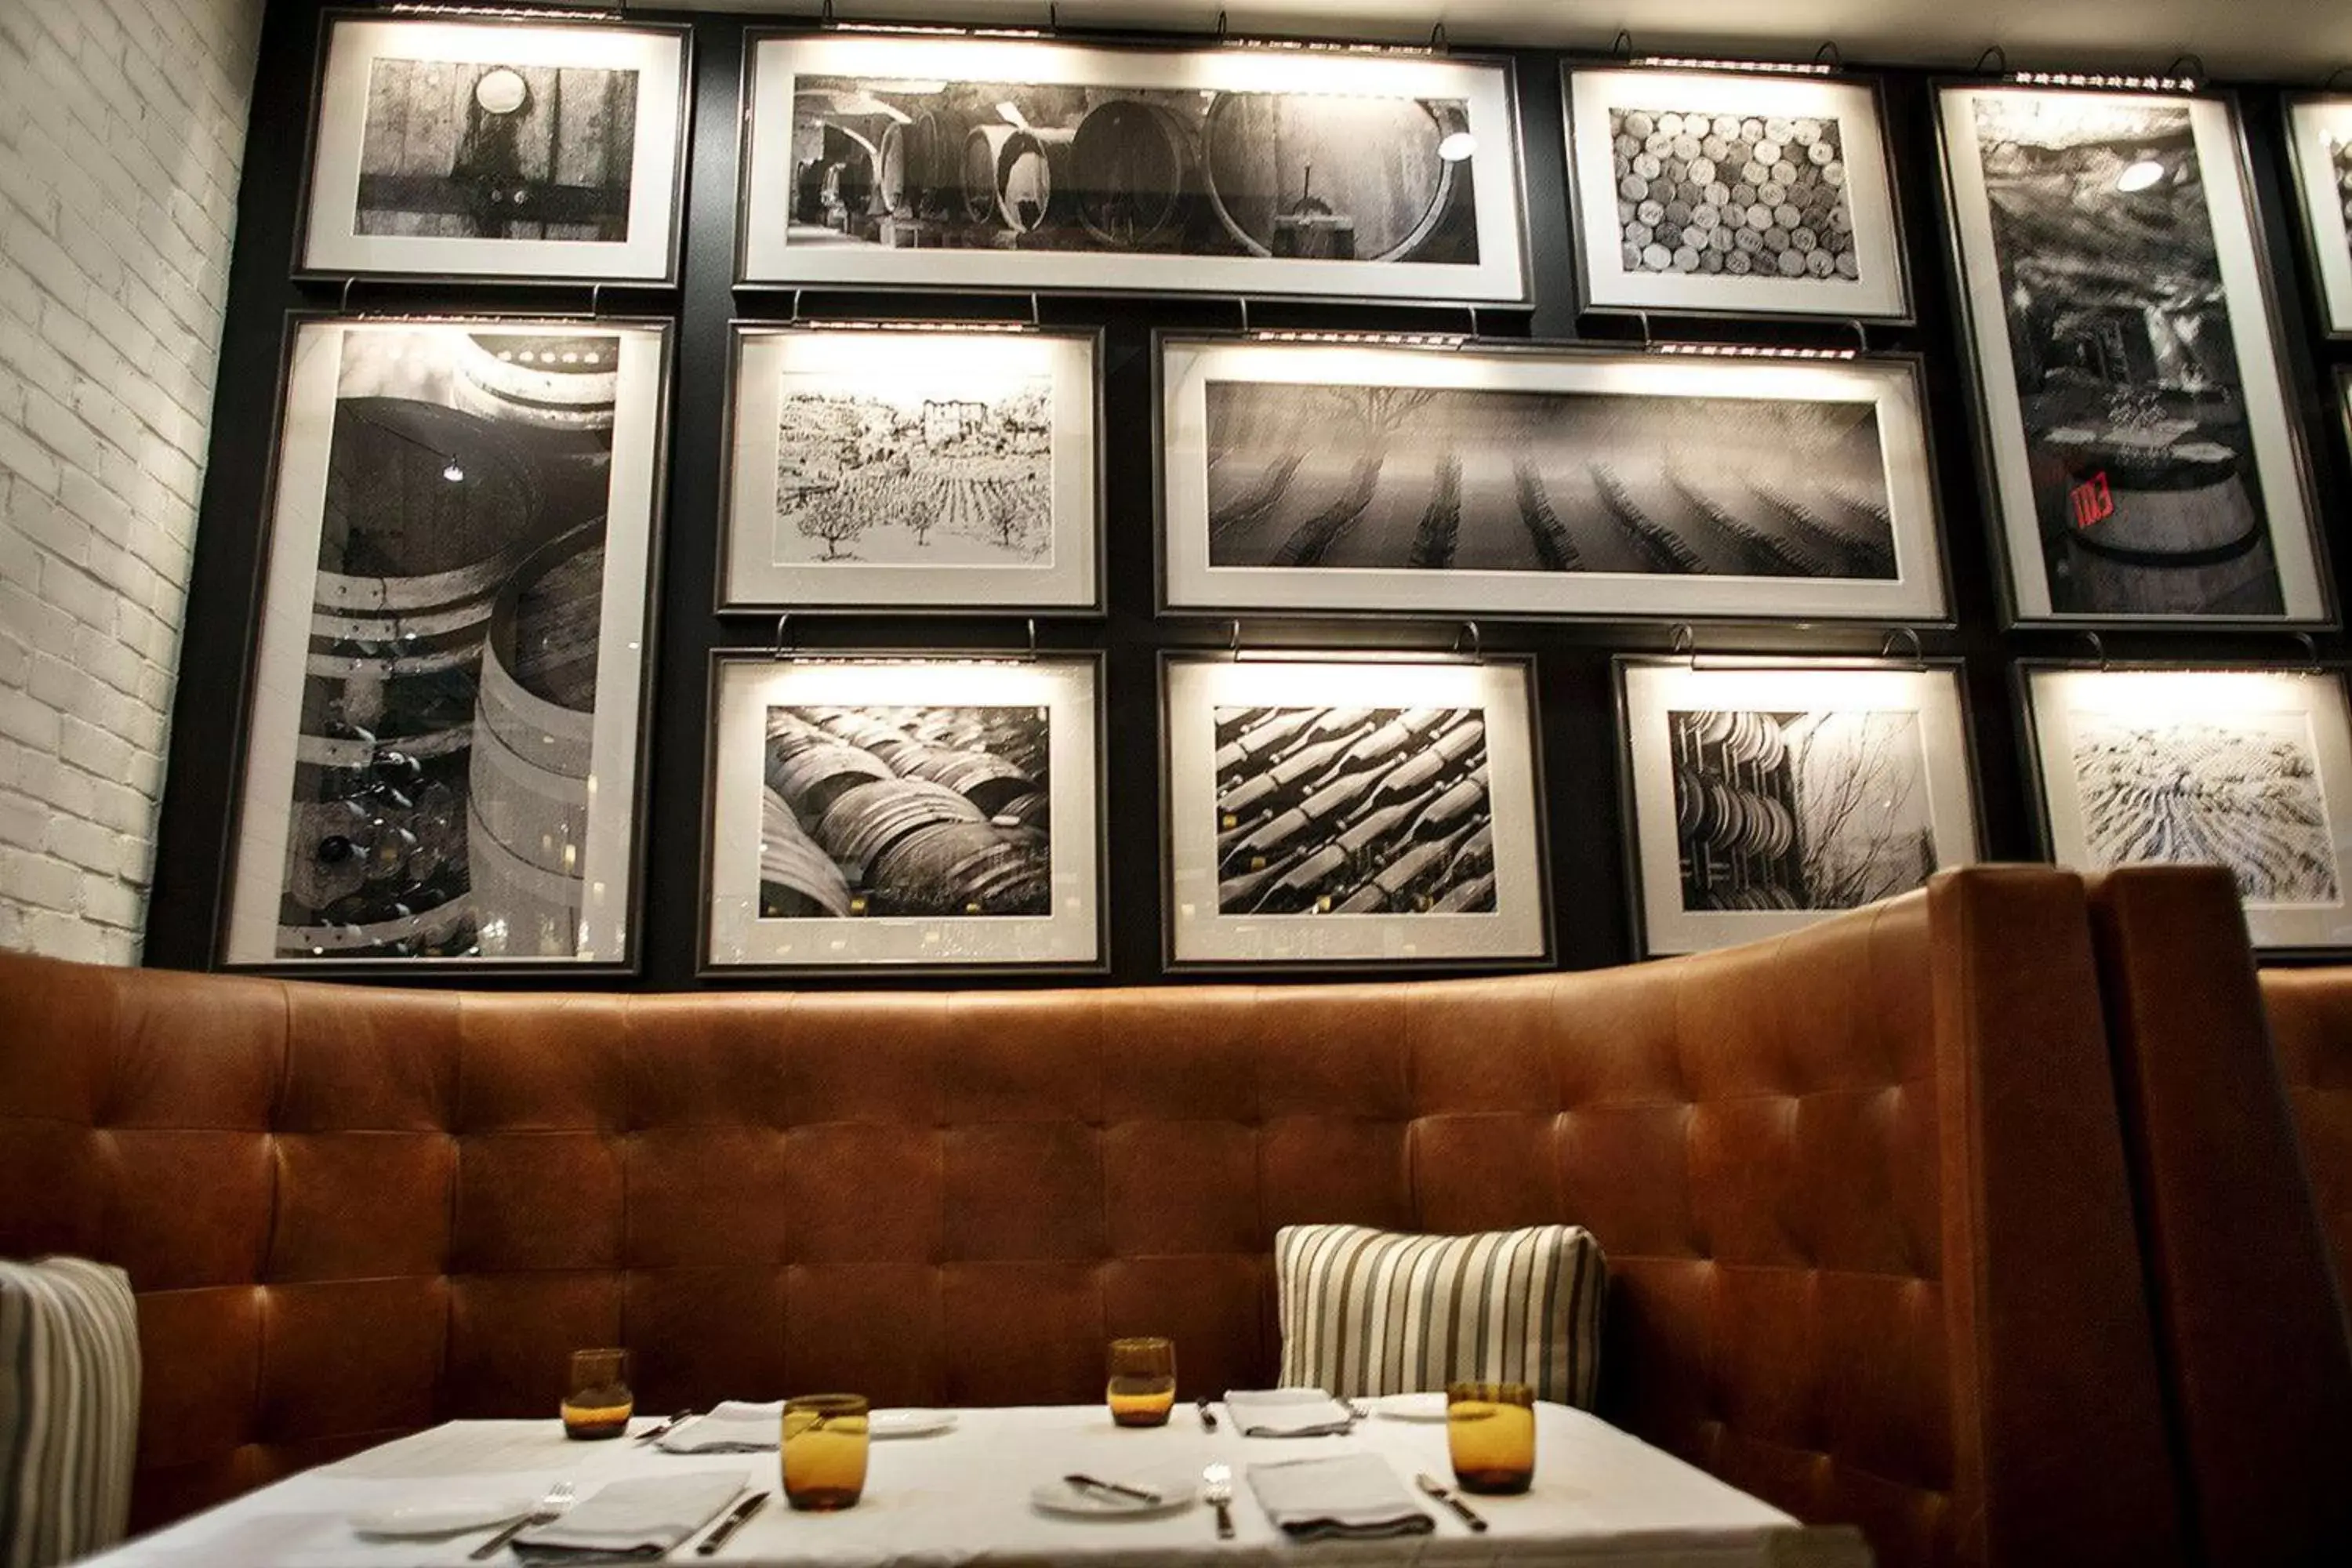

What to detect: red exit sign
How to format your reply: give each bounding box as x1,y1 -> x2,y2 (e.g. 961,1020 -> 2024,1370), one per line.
2071,472 -> 2114,530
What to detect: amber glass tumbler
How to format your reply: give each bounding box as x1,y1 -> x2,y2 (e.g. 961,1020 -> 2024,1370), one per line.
1446,1381 -> 1536,1494
782,1394 -> 870,1511
1105,1337 -> 1177,1427
561,1348 -> 633,1440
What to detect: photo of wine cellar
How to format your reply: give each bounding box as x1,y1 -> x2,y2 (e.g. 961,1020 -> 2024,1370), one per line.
759,706 -> 1052,920
2333,133 -> 2352,263
1668,709 -> 1937,913
1203,380 -> 1896,579
1602,104 -> 1859,282
357,58 -> 640,241
782,72 -> 1480,266
2069,713 -> 2339,902
773,372 -> 1052,568
1212,706 -> 1495,917
263,326 -> 634,960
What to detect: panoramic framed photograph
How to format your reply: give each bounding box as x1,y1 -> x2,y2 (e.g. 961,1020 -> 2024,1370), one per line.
1938,84 -> 2326,626
1618,658 -> 1980,956
1162,653 -> 1549,969
299,12 -> 691,283
223,316 -> 673,970
2021,664 -> 2352,951
739,29 -> 1529,303
1160,333 -> 1946,622
704,652 -> 1104,973
721,325 -> 1102,612
2285,96 -> 2352,337
1563,65 -> 1911,321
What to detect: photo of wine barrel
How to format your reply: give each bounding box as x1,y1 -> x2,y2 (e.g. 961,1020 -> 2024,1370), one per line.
356,59 -> 639,241
2069,713 -> 2339,902
1070,99 -> 1194,247
1201,93 -> 1474,263
1602,105 -> 1860,284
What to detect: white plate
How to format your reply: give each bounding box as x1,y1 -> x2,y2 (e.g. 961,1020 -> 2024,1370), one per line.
1031,1467 -> 1201,1520
872,1408 -> 957,1439
1368,1392 -> 1450,1423
349,1497 -> 535,1538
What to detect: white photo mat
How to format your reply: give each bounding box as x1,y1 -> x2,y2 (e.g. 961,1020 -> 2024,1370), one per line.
706,655 -> 1102,970
2286,96 -> 2352,336
739,31 -> 1528,303
723,326 -> 1099,611
1619,659 -> 1979,956
1160,336 -> 1946,621
303,16 -> 688,281
225,318 -> 668,967
2024,666 -> 2352,951
1564,67 -> 1909,321
1163,655 -> 1548,966
1939,85 -> 2322,624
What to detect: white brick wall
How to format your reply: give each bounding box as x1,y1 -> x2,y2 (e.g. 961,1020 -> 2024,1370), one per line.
0,0 -> 264,964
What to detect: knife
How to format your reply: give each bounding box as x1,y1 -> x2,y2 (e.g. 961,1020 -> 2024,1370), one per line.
636,1410 -> 695,1445
1065,1473 -> 1164,1505
694,1490 -> 768,1556
1414,1472 -> 1489,1533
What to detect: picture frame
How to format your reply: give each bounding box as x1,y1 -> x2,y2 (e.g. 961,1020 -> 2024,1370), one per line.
1563,63 -> 1912,323
737,29 -> 1530,305
1617,657 -> 1981,957
2019,662 -> 2352,952
297,10 -> 691,285
1161,652 -> 1551,970
1158,332 -> 1948,622
221,315 -> 673,971
1936,83 -> 2328,627
703,652 -> 1105,975
2285,95 -> 2352,338
720,324 -> 1103,614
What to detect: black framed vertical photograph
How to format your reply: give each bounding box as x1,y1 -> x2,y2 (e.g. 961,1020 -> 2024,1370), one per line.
299,11 -> 691,284
1161,653 -> 1550,969
2020,663 -> 2352,952
720,325 -> 1102,613
1563,64 -> 1912,323
1617,658 -> 1981,956
737,29 -> 1530,304
1937,83 -> 2327,626
223,318 -> 673,969
703,652 -> 1105,975
2285,96 -> 2352,337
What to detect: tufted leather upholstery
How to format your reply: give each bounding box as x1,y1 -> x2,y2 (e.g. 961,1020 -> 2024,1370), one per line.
0,868 -> 2181,1567
2085,868 -> 2352,1564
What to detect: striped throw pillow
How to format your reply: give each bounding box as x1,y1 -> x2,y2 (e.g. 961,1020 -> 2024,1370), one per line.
0,1258 -> 140,1568
1275,1223 -> 1605,1410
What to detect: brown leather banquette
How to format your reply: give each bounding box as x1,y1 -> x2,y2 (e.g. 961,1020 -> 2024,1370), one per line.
0,868 -> 2183,1568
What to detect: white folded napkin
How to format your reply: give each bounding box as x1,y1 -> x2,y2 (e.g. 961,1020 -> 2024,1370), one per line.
656,1401 -> 780,1454
1246,1454 -> 1434,1540
513,1471 -> 748,1559
1222,1387 -> 1357,1438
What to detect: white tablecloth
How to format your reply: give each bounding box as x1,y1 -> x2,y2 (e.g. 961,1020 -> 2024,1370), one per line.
85,1403 -> 1869,1567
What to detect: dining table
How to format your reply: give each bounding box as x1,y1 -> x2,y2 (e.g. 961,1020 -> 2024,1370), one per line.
81,1399 -> 1872,1567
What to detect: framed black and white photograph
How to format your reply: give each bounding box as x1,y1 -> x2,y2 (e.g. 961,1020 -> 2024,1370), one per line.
1160,334 -> 1946,622
1619,659 -> 1980,956
223,318 -> 673,969
739,30 -> 1528,303
2285,96 -> 2352,337
1564,65 -> 1911,321
2021,665 -> 2352,950
1939,85 -> 2325,626
705,653 -> 1103,973
1162,654 -> 1548,968
721,325 -> 1101,612
299,12 -> 691,283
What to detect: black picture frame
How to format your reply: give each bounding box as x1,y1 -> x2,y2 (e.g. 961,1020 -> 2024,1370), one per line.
2282,93 -> 2352,340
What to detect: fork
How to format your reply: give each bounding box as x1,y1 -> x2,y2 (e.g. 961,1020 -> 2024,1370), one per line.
468,1480 -> 575,1560
1201,1461 -> 1235,1541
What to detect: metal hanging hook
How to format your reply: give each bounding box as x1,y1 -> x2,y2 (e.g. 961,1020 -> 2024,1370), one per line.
1454,621 -> 1483,662
1670,623 -> 1697,668
1228,619 -> 1243,658
1613,29 -> 1635,60
341,275 -> 358,316
1879,626 -> 1926,670
2165,53 -> 2205,84
1813,40 -> 1844,68
772,614 -> 794,661
1973,45 -> 2009,76
1428,22 -> 1449,53
1236,296 -> 1251,333
1025,617 -> 1040,662
2080,630 -> 2110,672
2295,632 -> 2323,674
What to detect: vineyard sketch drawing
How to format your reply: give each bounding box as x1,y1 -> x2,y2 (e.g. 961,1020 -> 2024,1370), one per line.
2070,713 -> 2339,902
1668,708 -> 1936,913
773,370 -> 1054,567
1203,380 -> 1896,578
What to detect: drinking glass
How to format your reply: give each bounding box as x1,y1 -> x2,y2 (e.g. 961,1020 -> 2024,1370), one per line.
1446,1381 -> 1536,1494
561,1348 -> 633,1441
782,1394 -> 870,1511
1105,1336 -> 1177,1428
